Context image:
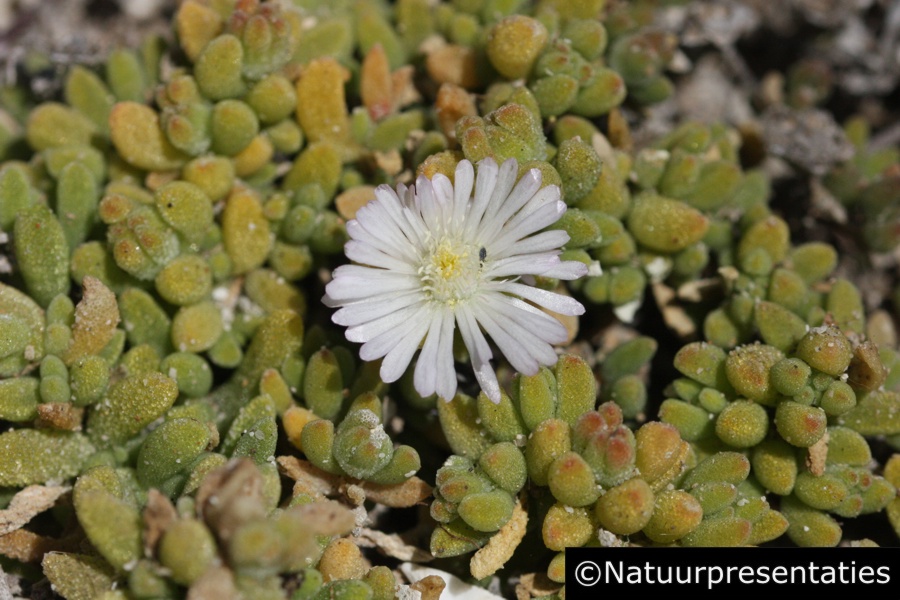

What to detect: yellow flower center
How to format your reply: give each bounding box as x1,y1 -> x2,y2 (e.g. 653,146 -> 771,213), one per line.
420,238 -> 481,305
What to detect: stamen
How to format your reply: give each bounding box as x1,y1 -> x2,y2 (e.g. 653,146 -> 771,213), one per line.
420,236 -> 481,304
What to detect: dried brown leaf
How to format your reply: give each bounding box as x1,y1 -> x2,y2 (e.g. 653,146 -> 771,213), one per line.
343,483 -> 367,507
652,282 -> 697,338
142,489 -> 177,554
515,572 -> 561,600
196,458 -> 267,541
360,477 -> 432,508
0,485 -> 69,536
291,500 -> 356,537
374,149 -> 404,176
676,278 -> 722,303
278,456 -> 430,507
0,529 -> 59,562
64,276 -> 120,366
847,340 -> 888,393
401,563 -> 505,599
335,186 -> 377,220
354,527 -> 432,563
361,44 -> 394,121
807,429 -> 830,476
435,83 -> 477,144
276,456 -> 340,499
410,575 -> 446,600
470,497 -> 528,580
35,403 -> 84,431
426,45 -> 480,90
391,66 -> 420,111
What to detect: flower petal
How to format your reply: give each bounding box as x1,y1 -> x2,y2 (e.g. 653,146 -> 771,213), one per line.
471,302 -> 540,375
491,229 -> 570,261
432,173 -> 455,228
331,290 -> 425,325
494,281 -> 586,316
348,216 -> 415,262
478,167 -> 543,242
452,159 -> 475,228
345,241 -> 416,273
325,266 -> 419,302
380,311 -> 433,383
485,294 -> 567,352
346,303 -> 426,343
456,304 -> 500,403
482,293 -> 568,349
485,253 -> 563,278
435,311 -> 457,400
415,176 -> 440,231
489,198 -> 567,255
375,183 -> 428,248
413,309 -> 456,399
479,158 -> 521,226
539,259 -> 589,280
464,157 -> 499,238
360,314 -> 428,361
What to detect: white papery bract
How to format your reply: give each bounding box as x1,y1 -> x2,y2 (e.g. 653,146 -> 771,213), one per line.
323,157 -> 588,403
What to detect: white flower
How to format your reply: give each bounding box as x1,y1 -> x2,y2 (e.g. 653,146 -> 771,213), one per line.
323,157 -> 588,403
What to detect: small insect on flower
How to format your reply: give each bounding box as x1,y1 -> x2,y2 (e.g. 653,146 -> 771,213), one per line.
323,157 -> 588,403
